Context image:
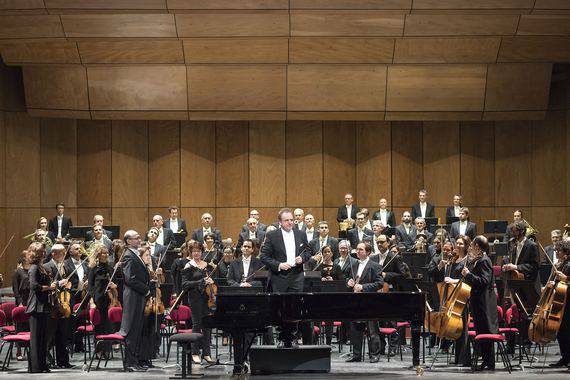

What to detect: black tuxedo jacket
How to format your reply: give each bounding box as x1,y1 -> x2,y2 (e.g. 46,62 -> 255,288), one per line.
514,239 -> 541,303
370,251 -> 407,285
260,228 -> 312,276
63,258 -> 89,295
349,259 -> 383,292
118,248 -> 150,337
336,205 -> 359,223
450,221 -> 477,240
151,242 -> 168,260
308,235 -> 339,257
26,264 -> 51,314
371,210 -> 396,228
227,256 -> 264,286
347,227 -> 373,249
85,228 -> 113,241
164,219 -> 188,236
543,244 -> 556,264
395,224 -> 417,250
236,229 -> 266,253
48,215 -> 73,238
411,203 -> 435,220
191,227 -> 222,245
445,206 -> 460,225
332,255 -> 357,281
241,223 -> 267,233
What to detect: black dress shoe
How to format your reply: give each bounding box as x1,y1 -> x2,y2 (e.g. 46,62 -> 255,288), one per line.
43,369 -> 51,373
550,360 -> 568,367
346,356 -> 361,362
370,356 -> 379,363
126,366 -> 147,372
58,363 -> 74,369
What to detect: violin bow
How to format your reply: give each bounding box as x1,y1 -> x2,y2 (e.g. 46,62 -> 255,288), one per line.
0,234 -> 15,261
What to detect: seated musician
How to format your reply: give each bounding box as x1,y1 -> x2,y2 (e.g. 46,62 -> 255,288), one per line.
502,209 -> 526,242
359,208 -> 373,231
150,215 -> 173,247
85,215 -> 113,240
36,217 -> 55,245
414,233 -> 428,253
214,246 -> 235,280
333,240 -> 356,344
368,220 -> 387,255
414,217 -> 433,244
549,239 -> 570,368
426,229 -> 449,268
346,242 -> 383,363
395,211 -> 416,251
308,244 -> 336,345
461,236 -> 499,371
86,224 -> 113,260
171,241 -> 191,302
147,227 -> 167,260
227,239 -> 263,287
347,212 -> 373,250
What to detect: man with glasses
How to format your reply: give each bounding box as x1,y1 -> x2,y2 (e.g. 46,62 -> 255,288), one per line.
151,215 -> 173,247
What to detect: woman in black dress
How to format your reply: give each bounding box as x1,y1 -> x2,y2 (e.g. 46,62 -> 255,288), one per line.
462,235 -> 498,371
26,242 -> 55,373
12,250 -> 31,360
171,240 -> 191,304
88,245 -> 116,358
550,240 -> 570,367
182,240 -> 215,365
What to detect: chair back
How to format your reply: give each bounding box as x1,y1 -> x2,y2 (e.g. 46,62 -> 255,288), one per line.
108,306 -> 123,324
0,302 -> 16,324
11,306 -> 29,324
89,308 -> 101,326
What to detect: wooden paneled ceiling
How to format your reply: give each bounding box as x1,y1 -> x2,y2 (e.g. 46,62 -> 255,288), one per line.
0,0 -> 568,121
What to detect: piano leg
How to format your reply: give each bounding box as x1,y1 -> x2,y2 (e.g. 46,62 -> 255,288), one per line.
411,322 -> 421,367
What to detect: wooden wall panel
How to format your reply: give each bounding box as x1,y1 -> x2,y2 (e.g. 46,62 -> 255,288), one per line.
216,121 -> 248,207
460,122 -> 495,207
168,0 -> 289,10
111,121 -> 148,207
531,110 -> 566,206
45,0 -> 167,9
291,11 -> 405,36
467,207 -> 495,235
412,0 -> 534,9
23,66 -> 88,111
394,38 -> 500,63
0,0 -> 45,9
77,120 -> 111,207
404,14 -> 520,36
289,38 -> 394,64
391,122 -> 422,207
323,207 -> 339,232
79,41 -> 184,64
0,41 -> 80,64
180,121 -> 215,207
494,121 -> 532,206
534,0 -> 570,9
184,38 -> 288,64
217,207 -> 248,242
0,112 -> 4,209
291,0 -> 412,9
112,208 -> 148,238
517,15 -> 570,35
0,15 -> 64,38
4,208 -> 40,280
76,208 -> 111,227
356,121 -> 391,206
176,12 -> 289,37
61,14 -> 176,38
498,37 -> 570,62
485,63 -> 552,112
387,65 -> 487,112
531,207 -> 567,243
88,66 -> 187,112
40,118 -> 77,208
187,65 -> 286,111
249,121 -> 285,207
288,65 -> 387,111
149,120 -> 180,207
422,122 -> 460,206
5,112 -> 40,207
323,121 -> 355,207
285,121 -> 323,207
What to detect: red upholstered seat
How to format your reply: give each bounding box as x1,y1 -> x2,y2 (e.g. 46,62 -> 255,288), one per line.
11,306 -> 29,324
77,325 -> 94,332
313,326 -> 320,334
176,328 -> 193,333
474,333 -> 505,341
320,321 -> 343,326
160,323 -> 167,330
1,325 -> 15,333
90,308 -> 101,326
499,327 -> 519,333
2,334 -> 30,342
379,328 -> 397,335
108,307 -> 123,323
468,330 -> 476,337
397,322 -> 410,328
95,333 -> 124,341
16,332 -> 30,336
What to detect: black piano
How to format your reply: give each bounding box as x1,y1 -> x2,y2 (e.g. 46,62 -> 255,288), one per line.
204,291 -> 425,373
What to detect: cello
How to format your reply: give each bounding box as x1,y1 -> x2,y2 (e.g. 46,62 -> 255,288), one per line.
528,243 -> 568,344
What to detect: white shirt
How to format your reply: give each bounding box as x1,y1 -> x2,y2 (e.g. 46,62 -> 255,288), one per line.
170,219 -> 179,233
203,227 -> 211,236
378,251 -> 388,266
404,224 -> 411,235
242,256 -> 251,278
357,258 -> 369,278
358,227 -> 365,242
281,229 -> 296,266
373,235 -> 381,254
364,220 -> 373,230
338,256 -> 346,269
379,210 -> 388,226
319,235 -> 328,250
57,215 -> 63,238
248,229 -> 257,239
454,206 -> 461,217
296,221 -> 304,231
72,258 -> 85,290
149,242 -> 156,256
306,228 -> 315,242
420,202 -> 427,217
346,205 -> 352,220
459,221 -> 468,235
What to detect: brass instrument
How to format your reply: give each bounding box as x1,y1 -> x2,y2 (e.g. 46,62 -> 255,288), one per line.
523,219 -> 538,239
339,222 -> 350,232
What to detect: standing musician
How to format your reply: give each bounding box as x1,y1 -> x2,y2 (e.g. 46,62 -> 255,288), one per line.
450,207 -> 477,241
260,208 -> 312,348
171,240 -> 192,303
461,236 -> 498,371
13,250 -> 31,361
395,211 -> 416,251
332,240 -> 357,344
64,242 -> 89,353
85,215 -> 113,240
347,213 -> 373,250
445,194 -> 463,225
181,240 -> 215,365
140,244 -> 164,368
118,230 -> 150,372
311,244 -> 336,345
337,193 -> 359,227
309,221 -> 339,258
549,239 -> 570,367
346,242 -> 383,363
411,189 -> 435,220
26,242 -> 53,373
43,244 -> 72,369
372,198 -> 396,228
88,245 -> 116,359
147,227 -> 167,259
151,215 -> 174,247
164,206 -> 188,238
202,232 -> 222,266
191,213 -> 222,245
111,239 -> 126,303
48,203 -> 72,243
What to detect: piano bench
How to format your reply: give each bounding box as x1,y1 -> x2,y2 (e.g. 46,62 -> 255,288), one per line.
168,333 -> 204,379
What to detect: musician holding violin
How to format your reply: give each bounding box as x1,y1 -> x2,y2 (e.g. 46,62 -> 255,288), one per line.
461,236 -> 499,371
549,239 -> 570,368
65,242 -> 89,353
181,240 -> 216,365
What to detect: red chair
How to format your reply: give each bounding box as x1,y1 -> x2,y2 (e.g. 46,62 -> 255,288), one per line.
0,303 -> 16,335
87,306 -> 125,372
0,334 -> 30,370
472,333 -> 512,373
166,306 -> 193,363
379,327 -> 402,361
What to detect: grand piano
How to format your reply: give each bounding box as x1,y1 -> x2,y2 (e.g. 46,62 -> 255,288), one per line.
203,291 -> 426,374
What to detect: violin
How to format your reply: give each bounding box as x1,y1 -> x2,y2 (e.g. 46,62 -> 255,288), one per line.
144,264 -> 166,316
204,268 -> 218,313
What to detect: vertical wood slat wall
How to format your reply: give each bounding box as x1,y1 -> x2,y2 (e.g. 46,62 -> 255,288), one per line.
0,69 -> 568,281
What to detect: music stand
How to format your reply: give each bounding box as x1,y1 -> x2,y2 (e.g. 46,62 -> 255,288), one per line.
447,216 -> 459,224
428,224 -> 450,234
172,233 -> 185,248
424,217 -> 439,229
303,271 -> 323,292
484,220 -> 508,238
384,227 -> 396,238
68,226 -> 89,239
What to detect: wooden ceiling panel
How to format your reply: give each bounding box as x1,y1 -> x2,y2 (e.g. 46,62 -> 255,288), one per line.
167,0 -> 289,9
60,14 -> 176,37
290,37 -> 394,63
484,63 -> 552,111
385,111 -> 482,120
78,40 -> 184,64
45,0 -> 167,10
291,11 -> 405,36
23,65 -> 88,110
184,38 -> 288,63
0,15 -> 64,38
288,65 -> 387,111
0,40 -> 80,64
176,11 -> 289,37
498,36 -> 570,62
412,0 -> 534,9
394,37 -> 500,63
517,15 -> 570,35
404,14 -> 519,35
0,0 -> 45,10
290,0 -> 412,9
187,65 -> 286,111
386,64 -> 487,111
87,65 -> 187,111
534,0 -> 570,9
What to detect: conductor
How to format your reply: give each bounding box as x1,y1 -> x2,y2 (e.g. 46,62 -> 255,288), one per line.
260,208 -> 312,347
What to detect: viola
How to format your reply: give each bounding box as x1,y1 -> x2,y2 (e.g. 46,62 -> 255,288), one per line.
204,269 -> 218,313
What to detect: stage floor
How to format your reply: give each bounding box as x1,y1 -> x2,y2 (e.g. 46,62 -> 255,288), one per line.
0,341 -> 568,379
